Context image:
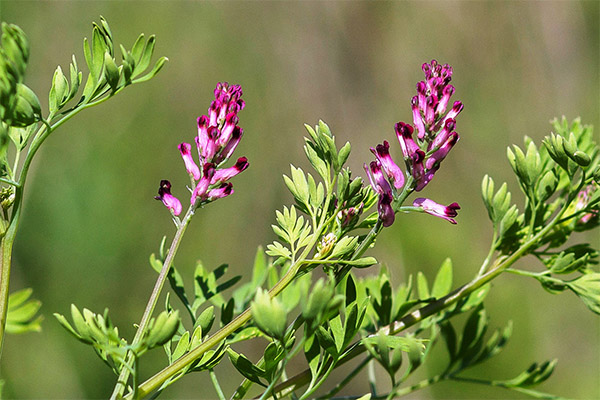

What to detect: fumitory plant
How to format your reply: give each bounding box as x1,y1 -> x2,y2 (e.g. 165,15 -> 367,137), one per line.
0,18 -> 166,356
2,17 -> 599,400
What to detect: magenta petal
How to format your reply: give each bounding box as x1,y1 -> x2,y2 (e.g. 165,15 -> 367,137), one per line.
192,164 -> 216,203
411,97 -> 426,139
178,142 -> 201,180
211,157 -> 249,184
372,141 -> 405,190
208,182 -> 234,200
216,126 -> 243,164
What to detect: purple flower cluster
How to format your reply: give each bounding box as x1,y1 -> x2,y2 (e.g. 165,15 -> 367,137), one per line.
365,60 -> 462,227
156,83 -> 249,216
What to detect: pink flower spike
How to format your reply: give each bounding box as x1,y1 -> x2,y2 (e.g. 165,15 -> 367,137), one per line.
155,180 -> 182,216
413,197 -> 460,224
208,182 -> 234,200
178,143 -> 201,180
211,157 -> 249,184
411,97 -> 426,139
371,141 -> 405,190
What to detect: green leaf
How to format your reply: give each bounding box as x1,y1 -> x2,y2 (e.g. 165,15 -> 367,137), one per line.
90,25 -> 106,80
130,34 -> 145,65
337,142 -> 351,170
304,333 -> 321,379
6,288 -> 42,334
500,359 -> 558,388
171,330 -> 190,361
136,35 -> 156,76
536,170 -> 558,203
132,56 -> 167,83
227,348 -> 266,385
316,326 -> 337,357
431,258 -> 453,298
103,51 -> 119,90
439,321 -> 457,363
329,235 -> 357,259
196,306 -> 215,336
567,273 -> 600,314
458,305 -> 487,362
417,272 -> 430,300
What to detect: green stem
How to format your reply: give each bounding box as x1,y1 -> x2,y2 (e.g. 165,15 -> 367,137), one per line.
111,205 -> 195,399
318,356 -> 371,399
209,369 -> 226,400
269,199 -> 569,397
129,207 -> 334,399
391,375 -> 443,397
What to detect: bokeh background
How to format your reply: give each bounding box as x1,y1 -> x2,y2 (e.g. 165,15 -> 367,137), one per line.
0,1 -> 598,398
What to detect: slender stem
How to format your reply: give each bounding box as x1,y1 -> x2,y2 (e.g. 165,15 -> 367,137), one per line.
130,207 -> 333,399
0,228 -> 16,358
448,376 -> 564,399
270,199 -> 569,397
111,206 -> 195,399
318,356 -> 371,399
477,231 -> 497,277
391,375 -> 442,397
209,369 -> 226,400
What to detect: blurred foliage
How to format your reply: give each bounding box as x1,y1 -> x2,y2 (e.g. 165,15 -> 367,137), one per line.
0,1 -> 598,398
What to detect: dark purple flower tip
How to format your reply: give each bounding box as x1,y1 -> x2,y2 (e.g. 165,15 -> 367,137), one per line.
155,180 -> 182,216
413,197 -> 460,224
211,157 -> 249,184
197,115 -> 209,129
444,101 -> 464,122
208,182 -> 234,200
235,156 -> 250,171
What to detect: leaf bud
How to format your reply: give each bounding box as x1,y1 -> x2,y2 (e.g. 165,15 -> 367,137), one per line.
1,23 -> 29,78
146,310 -> 180,348
571,150 -> 591,167
251,289 -> 287,340
16,83 -> 40,116
536,170 -> 558,202
104,51 -> 120,90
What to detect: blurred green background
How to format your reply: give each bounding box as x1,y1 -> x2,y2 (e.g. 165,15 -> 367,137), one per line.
0,1 -> 598,398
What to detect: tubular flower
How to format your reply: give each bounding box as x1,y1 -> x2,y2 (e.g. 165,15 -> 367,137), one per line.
413,197 -> 460,224
155,180 -> 182,216
156,82 -> 248,215
365,161 -> 395,227
371,141 -> 405,190
366,60 -> 462,227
